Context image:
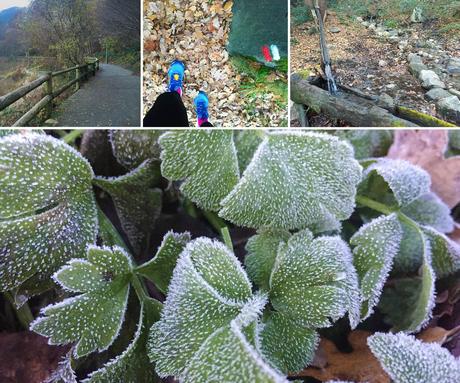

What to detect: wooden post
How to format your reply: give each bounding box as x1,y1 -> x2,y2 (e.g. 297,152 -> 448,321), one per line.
45,72 -> 53,118
75,66 -> 80,91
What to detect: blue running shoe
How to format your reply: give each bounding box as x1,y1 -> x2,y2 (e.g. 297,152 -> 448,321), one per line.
168,60 -> 185,95
194,91 -> 209,126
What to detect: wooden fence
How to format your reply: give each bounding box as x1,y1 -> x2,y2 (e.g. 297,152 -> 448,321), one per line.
0,58 -> 100,127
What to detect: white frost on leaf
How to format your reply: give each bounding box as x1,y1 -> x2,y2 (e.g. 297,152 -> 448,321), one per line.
269,229 -> 361,329
220,131 -> 362,231
368,332 -> 460,383
148,237 -> 286,382
159,130 -> 240,211
0,133 -> 97,292
350,213 -> 402,320
31,245 -> 132,358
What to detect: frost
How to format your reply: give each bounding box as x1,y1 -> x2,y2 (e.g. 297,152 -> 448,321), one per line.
31,245 -> 132,358
82,298 -> 161,383
244,229 -> 290,291
94,160 -> 162,254
335,130 -> 393,159
392,222 -> 424,274
44,349 -> 77,383
234,130 -> 264,172
421,226 -> 460,278
361,159 -> 431,207
368,332 -> 460,383
0,133 -> 97,292
110,130 -> 161,169
220,131 -> 362,231
350,214 -> 402,319
269,229 -> 361,329
159,130 -> 240,211
147,237 -> 285,382
136,231 -> 191,294
401,193 -> 454,233
259,311 -> 319,374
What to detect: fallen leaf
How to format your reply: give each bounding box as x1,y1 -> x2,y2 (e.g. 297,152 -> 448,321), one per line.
417,326 -> 460,345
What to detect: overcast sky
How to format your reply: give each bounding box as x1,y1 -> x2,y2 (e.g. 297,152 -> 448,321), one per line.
0,0 -> 30,12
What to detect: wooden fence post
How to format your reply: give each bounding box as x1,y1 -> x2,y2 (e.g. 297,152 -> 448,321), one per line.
75,66 -> 80,91
45,72 -> 53,118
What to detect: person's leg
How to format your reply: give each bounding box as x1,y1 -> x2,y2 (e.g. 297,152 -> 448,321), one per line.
143,60 -> 190,127
194,91 -> 212,127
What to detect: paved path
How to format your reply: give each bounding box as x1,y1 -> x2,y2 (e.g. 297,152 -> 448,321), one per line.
57,64 -> 140,127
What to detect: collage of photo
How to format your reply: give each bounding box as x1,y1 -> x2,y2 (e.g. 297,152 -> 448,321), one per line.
1,1 -> 460,383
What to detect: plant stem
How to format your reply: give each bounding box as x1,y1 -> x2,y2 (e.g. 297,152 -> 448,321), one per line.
53,130 -> 67,138
132,274 -> 148,301
202,210 -> 234,251
355,195 -> 395,215
96,205 -> 129,251
62,129 -> 84,144
4,292 -> 33,330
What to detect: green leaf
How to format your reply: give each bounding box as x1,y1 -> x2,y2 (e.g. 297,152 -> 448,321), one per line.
421,226 -> 460,278
368,332 -> 460,383
93,160 -> 162,254
82,298 -> 161,383
269,230 -> 361,329
148,238 -> 285,382
159,130 -> 240,211
31,245 -> 133,358
244,229 -> 291,291
350,213 -> 402,319
234,130 -> 264,172
361,159 -> 431,207
392,221 -> 424,274
0,133 -> 97,292
259,311 -> 318,374
335,130 -> 393,159
136,231 -> 191,294
220,132 -> 362,231
110,130 -> 161,169
401,193 -> 454,233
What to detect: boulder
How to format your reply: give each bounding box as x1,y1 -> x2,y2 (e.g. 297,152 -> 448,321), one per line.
409,61 -> 428,76
447,58 -> 460,76
425,88 -> 452,101
408,53 -> 423,63
377,93 -> 395,110
419,70 -> 446,89
436,95 -> 460,124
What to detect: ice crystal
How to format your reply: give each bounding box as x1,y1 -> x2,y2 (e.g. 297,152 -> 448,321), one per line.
44,349 -> 77,383
110,130 -> 161,169
244,229 -> 290,291
220,131 -> 362,231
0,133 -> 97,292
259,311 -> 318,374
94,160 -> 162,254
335,130 -> 393,159
269,229 -> 361,329
350,214 -> 402,319
31,245 -> 133,358
148,237 -> 286,382
368,332 -> 460,383
159,130 -> 240,211
234,130 -> 264,172
136,231 -> 191,294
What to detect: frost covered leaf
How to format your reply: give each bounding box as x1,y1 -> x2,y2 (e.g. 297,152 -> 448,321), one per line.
159,130 -> 240,211
93,160 -> 162,254
0,134 -> 97,292
244,229 -> 290,291
83,298 -> 161,383
44,349 -> 77,383
335,130 -> 393,159
110,130 -> 161,170
401,193 -> 454,233
421,226 -> 460,278
392,222 -> 424,274
148,238 -> 285,382
350,214 -> 402,319
31,245 -> 133,358
360,159 -> 431,207
234,130 -> 264,172
136,231 -> 191,294
269,230 -> 361,329
260,311 -> 318,374
368,332 -> 460,383
220,132 -> 362,231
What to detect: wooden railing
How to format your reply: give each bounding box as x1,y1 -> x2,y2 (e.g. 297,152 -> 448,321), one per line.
0,58 -> 100,127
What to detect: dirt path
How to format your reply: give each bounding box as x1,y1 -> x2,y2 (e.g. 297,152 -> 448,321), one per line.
56,64 -> 140,127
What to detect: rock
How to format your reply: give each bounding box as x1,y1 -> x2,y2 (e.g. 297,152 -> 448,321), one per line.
398,40 -> 409,50
361,21 -> 370,27
411,7 -> 425,23
329,26 -> 341,33
436,95 -> 460,124
419,70 -> 446,89
409,61 -> 428,76
448,88 -> 460,98
388,30 -> 399,38
356,16 -> 364,22
44,119 -> 58,127
368,23 -> 376,30
379,60 -> 388,67
447,58 -> 460,76
386,83 -> 397,90
425,88 -> 452,101
377,93 -> 395,110
408,53 -> 423,63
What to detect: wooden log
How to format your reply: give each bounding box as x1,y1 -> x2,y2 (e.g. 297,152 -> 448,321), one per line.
45,72 -> 53,118
0,74 -> 49,111
291,73 -> 419,127
75,66 -> 80,91
396,106 -> 456,127
13,95 -> 53,127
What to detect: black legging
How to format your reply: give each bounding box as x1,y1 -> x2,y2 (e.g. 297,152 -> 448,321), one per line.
143,92 -> 213,127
